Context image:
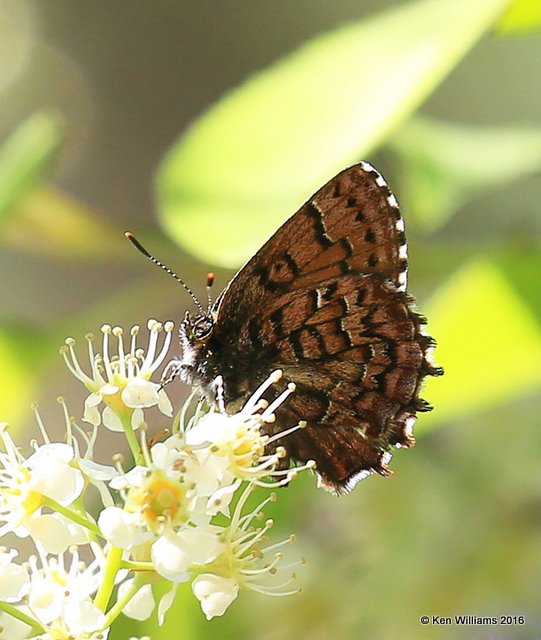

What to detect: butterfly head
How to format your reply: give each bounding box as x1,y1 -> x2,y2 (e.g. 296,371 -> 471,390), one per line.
180,272 -> 218,346
179,310 -> 217,363
182,311 -> 215,342
174,310 -> 220,395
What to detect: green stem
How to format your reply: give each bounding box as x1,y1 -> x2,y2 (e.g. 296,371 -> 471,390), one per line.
0,601 -> 45,635
70,493 -> 100,544
102,572 -> 153,629
94,546 -> 123,611
120,559 -> 157,572
41,496 -> 101,537
122,415 -> 144,464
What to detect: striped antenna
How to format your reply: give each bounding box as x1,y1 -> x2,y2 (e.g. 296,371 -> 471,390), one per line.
125,232 -> 204,313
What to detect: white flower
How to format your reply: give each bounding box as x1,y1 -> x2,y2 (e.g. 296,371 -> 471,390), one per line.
32,397 -> 118,511
0,426 -> 84,539
190,485 -> 303,619
186,370 -> 314,486
0,549 -> 29,602
118,580 -> 155,621
205,482 -> 240,517
24,513 -> 88,554
103,437 -> 198,544
0,327 -> 312,630
98,506 -> 153,549
0,546 -> 108,640
192,574 -> 239,620
151,530 -> 192,582
26,548 -> 103,623
176,524 -> 224,565
150,521 -> 225,582
61,320 -> 174,431
182,447 -> 233,498
62,599 -> 106,637
25,443 -> 84,505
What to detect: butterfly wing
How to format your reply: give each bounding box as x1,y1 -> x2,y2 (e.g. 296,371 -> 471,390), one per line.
215,162 -> 408,320
210,162 -> 441,493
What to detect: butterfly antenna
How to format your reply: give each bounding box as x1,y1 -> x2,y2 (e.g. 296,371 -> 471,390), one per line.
206,272 -> 215,312
125,232 -> 205,313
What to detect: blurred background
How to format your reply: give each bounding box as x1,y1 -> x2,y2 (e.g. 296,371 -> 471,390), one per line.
0,0 -> 540,638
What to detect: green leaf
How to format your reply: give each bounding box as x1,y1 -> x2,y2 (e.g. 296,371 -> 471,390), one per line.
391,117 -> 541,230
157,0 -> 511,267
0,111 -> 64,228
496,0 -> 541,34
420,260 -> 541,427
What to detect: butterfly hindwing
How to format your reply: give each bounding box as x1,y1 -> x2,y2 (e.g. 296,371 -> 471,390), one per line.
263,274 -> 436,491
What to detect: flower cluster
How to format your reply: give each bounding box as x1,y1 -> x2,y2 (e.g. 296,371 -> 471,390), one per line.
0,320 -> 310,638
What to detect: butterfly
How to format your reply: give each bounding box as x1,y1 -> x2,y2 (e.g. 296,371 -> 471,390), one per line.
129,162 -> 442,494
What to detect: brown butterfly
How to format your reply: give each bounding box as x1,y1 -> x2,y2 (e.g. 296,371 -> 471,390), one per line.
128,162 -> 442,494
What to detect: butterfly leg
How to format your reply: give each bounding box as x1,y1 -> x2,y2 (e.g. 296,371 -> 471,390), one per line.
161,357 -> 187,386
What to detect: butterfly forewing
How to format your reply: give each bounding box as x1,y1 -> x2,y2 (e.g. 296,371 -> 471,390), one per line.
215,163 -> 408,326
190,163 -> 441,493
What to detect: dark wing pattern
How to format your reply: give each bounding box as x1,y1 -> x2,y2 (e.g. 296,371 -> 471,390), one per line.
211,163 -> 442,493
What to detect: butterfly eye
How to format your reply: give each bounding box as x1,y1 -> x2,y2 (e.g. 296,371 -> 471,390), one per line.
192,317 -> 214,340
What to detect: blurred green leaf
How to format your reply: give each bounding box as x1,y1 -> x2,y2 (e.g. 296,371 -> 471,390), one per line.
496,244 -> 541,323
391,117 -> 541,230
496,0 -> 541,34
421,260 -> 541,426
0,111 -> 64,228
0,324 -> 48,427
158,0 -> 511,268
5,185 -> 123,260
0,114 -> 122,262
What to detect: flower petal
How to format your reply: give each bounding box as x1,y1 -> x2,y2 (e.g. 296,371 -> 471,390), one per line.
28,577 -> 64,624
158,583 -> 178,625
79,459 -> 118,482
99,383 -> 119,396
64,597 -> 106,635
151,530 -> 192,582
98,507 -> 150,549
0,560 -> 29,601
206,482 -> 240,517
24,514 -> 87,554
27,448 -> 84,505
102,406 -> 124,432
83,396 -> 102,427
119,580 -> 155,621
178,525 -> 224,565
131,407 -> 144,429
192,574 -> 239,620
157,388 -> 173,417
122,379 -> 159,408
